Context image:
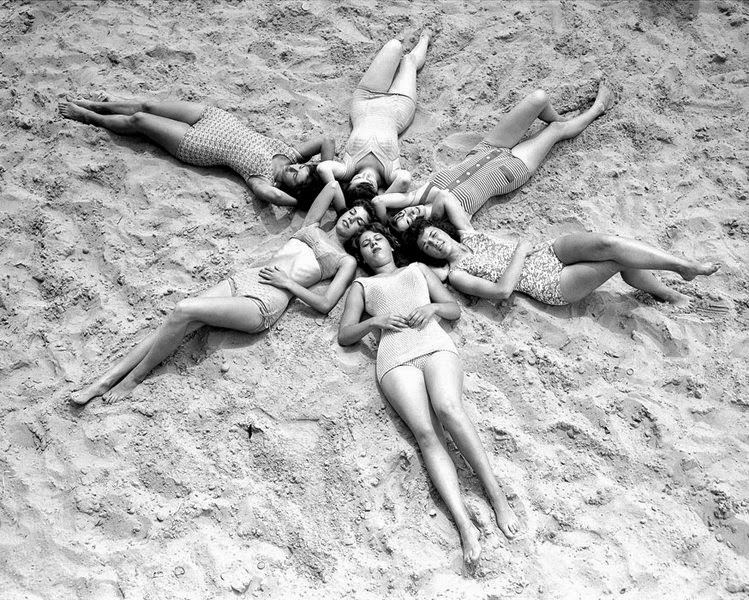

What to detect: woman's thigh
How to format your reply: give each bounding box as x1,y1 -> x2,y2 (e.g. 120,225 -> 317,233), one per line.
178,295 -> 267,333
357,39 -> 403,92
559,261 -> 620,303
380,365 -> 442,438
422,352 -> 464,413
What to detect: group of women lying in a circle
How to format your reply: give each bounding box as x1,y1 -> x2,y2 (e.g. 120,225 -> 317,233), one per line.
61,32 -> 719,566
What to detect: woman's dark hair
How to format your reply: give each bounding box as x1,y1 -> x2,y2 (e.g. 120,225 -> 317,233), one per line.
349,197 -> 376,223
277,162 -> 324,211
343,180 -> 378,207
400,217 -> 461,266
345,222 -> 405,273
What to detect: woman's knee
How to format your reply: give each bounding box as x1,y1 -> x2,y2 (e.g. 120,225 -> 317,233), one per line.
412,425 -> 441,449
170,298 -> 197,324
384,39 -> 404,56
527,89 -> 549,107
433,401 -> 465,429
590,233 -> 621,255
140,100 -> 157,114
129,111 -> 148,129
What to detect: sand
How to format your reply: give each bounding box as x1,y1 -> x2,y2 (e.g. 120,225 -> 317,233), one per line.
0,0 -> 748,598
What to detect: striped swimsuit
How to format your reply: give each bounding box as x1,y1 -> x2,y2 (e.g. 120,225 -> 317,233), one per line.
419,141 -> 531,216
175,107 -> 302,185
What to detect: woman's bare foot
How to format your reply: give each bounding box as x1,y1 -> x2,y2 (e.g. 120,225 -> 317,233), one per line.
678,261 -> 721,281
59,101 -> 96,124
492,493 -> 520,539
459,522 -> 482,568
102,375 -> 139,402
592,83 -> 615,115
72,377 -> 112,405
70,96 -> 140,115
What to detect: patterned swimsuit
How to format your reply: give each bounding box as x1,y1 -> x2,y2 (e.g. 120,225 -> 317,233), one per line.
175,107 -> 302,185
418,141 -> 531,216
450,231 -> 568,305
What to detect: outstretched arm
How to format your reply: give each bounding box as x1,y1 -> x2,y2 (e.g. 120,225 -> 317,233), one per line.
259,256 -> 358,315
448,240 -> 536,301
302,181 -> 345,226
337,283 -> 408,345
294,136 -> 336,162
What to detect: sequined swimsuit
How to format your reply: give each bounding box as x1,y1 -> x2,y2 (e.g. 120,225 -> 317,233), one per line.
450,231 -> 568,305
355,264 -> 457,381
175,107 -> 302,185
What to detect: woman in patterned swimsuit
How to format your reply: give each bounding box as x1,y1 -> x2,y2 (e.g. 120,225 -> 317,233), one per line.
338,224 -> 520,567
74,181 -> 374,405
317,31 -> 430,209
59,97 -> 332,208
376,83 -> 614,228
406,196 -> 720,308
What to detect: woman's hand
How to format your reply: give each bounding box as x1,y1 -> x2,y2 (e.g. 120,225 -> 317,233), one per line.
373,314 -> 410,331
407,304 -> 438,329
516,240 -> 543,256
259,266 -> 292,289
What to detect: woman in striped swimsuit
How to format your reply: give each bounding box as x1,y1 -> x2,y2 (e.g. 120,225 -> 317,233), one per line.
338,224 -> 520,567
406,196 -> 720,308
73,181 -> 373,405
59,97 -> 332,208
317,31 -> 430,209
378,83 -> 614,228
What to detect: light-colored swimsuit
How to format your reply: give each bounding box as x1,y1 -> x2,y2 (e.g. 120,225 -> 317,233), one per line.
230,225 -> 348,332
175,106 -> 302,185
450,231 -> 568,305
355,264 -> 457,382
342,88 -> 416,185
418,141 -> 531,216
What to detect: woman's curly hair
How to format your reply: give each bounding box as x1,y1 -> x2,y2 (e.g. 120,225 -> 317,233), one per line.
343,179 -> 378,208
399,217 -> 461,266
345,222 -> 407,273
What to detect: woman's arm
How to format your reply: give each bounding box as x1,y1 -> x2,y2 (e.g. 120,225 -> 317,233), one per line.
338,283 -> 408,345
248,178 -> 299,207
316,160 -> 347,183
372,190 -> 418,223
302,181 -> 344,226
447,240 -> 536,301
383,168 -> 412,194
407,263 -> 461,328
259,256 -> 358,315
431,191 -> 474,232
294,136 -> 336,162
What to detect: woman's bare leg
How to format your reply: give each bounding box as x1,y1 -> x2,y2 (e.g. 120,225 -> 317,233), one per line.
553,233 -> 720,279
509,84 -> 615,173
387,30 -> 430,100
69,99 -> 205,124
59,103 -> 191,155
103,293 -> 266,401
380,366 -> 482,566
357,39 -> 404,92
484,89 -> 566,149
422,352 -> 520,539
73,280 -> 233,405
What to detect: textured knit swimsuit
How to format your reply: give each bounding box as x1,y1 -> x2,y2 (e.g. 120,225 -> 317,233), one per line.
355,264 -> 457,382
175,106 -> 302,186
342,87 -> 416,185
451,231 -> 568,306
229,225 -> 349,332
417,140 -> 531,216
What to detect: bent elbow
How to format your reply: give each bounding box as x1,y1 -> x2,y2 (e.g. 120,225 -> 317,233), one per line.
337,332 -> 353,346
494,288 -> 512,301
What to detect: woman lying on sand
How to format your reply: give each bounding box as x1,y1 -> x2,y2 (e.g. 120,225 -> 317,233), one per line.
59,97 -> 331,208
378,83 -> 613,228
404,195 -> 720,308
316,31 -> 430,209
75,181 -> 373,405
338,224 -> 520,566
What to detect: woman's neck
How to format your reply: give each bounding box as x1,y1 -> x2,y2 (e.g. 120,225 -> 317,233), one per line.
372,262 -> 398,275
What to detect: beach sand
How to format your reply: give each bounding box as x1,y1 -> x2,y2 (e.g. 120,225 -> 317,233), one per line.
1,1 -> 747,598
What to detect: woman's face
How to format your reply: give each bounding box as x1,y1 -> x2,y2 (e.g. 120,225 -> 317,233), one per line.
279,163 -> 313,190
391,205 -> 427,232
358,230 -> 393,268
417,226 -> 454,260
350,170 -> 378,189
336,206 -> 370,239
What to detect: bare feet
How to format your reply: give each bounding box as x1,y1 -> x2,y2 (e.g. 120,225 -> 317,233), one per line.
72,378 -> 112,405
459,522 -> 482,568
492,494 -> 520,539
102,375 -> 139,402
678,261 -> 721,281
593,83 -> 615,114
59,101 -> 95,123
